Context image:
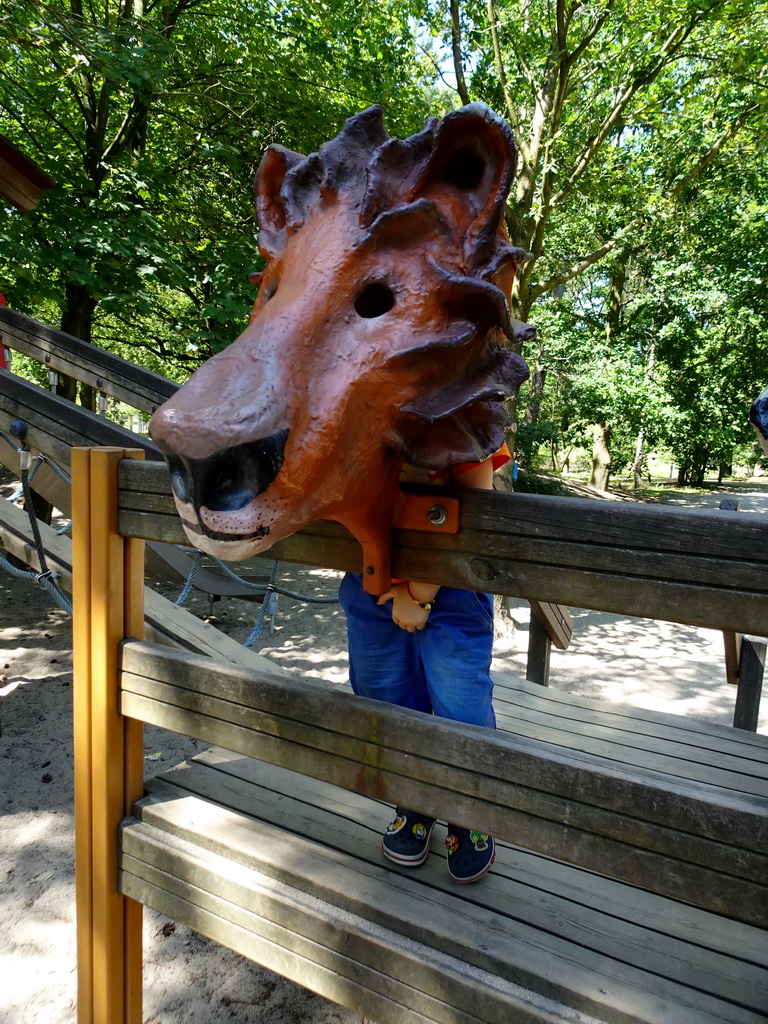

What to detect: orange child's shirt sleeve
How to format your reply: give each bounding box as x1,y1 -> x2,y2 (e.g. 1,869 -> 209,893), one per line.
450,442 -> 511,479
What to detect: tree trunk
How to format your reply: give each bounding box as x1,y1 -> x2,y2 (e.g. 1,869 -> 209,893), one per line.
59,281 -> 97,404
631,426 -> 646,490
524,364 -> 547,425
606,255 -> 626,343
589,422 -> 612,490
449,0 -> 471,105
630,340 -> 656,490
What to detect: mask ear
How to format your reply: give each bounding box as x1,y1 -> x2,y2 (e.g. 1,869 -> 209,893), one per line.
410,103 -> 517,269
255,145 -> 304,259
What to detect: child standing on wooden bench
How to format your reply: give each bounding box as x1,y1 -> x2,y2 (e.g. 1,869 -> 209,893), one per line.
339,445 -> 509,883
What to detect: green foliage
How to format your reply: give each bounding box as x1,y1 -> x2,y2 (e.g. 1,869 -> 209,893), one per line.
1,0 -> 766,491
0,0 -> 432,374
515,420 -> 559,470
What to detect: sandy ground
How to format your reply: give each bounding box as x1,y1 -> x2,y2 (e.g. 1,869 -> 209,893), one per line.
1,481 -> 767,1023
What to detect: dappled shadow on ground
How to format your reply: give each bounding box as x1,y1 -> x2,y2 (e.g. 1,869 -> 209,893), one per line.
654,482 -> 768,513
0,570 -> 71,657
154,564 -> 352,685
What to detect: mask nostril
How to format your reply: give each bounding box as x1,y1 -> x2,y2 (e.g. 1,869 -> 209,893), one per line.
197,429 -> 289,512
168,459 -> 190,503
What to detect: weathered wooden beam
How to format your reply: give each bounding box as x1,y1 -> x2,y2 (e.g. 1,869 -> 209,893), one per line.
3,372 -> 768,633
529,600 -> 573,651
733,638 -> 767,733
0,136 -> 54,211
0,307 -> 176,415
0,370 -> 161,470
119,639 -> 768,928
525,611 -> 552,687
526,600 -> 573,685
115,459 -> 768,635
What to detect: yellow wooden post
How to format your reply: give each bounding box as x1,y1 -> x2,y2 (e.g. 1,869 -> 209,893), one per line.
73,447 -> 145,1024
122,451 -> 146,1024
72,447 -> 94,1024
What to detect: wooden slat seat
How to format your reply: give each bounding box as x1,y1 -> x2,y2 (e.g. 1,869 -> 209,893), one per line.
491,674 -> 768,792
121,746 -> 768,1024
119,640 -> 768,932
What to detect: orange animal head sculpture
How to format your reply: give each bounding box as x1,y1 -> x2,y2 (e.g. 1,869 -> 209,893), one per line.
150,103 -> 531,589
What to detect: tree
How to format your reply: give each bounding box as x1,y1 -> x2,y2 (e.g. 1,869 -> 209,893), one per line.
0,0 -> 432,393
430,0 -> 768,470
441,0 -> 768,320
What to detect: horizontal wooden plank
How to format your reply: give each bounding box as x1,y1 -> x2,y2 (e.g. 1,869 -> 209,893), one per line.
460,488 -> 768,560
119,641 -> 768,925
398,542 -> 768,636
5,364 -> 768,630
0,371 -> 160,470
120,860 -> 481,1024
123,765 -> 768,1024
0,306 -> 176,414
161,753 -> 768,1002
191,747 -> 768,969
119,642 -> 768,848
114,460 -> 768,633
490,695 -> 768,794
491,676 -> 768,776
122,822 -> 579,1024
119,680 -> 768,898
493,673 -> 768,754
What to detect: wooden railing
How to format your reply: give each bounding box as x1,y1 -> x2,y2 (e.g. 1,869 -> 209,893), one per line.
72,447 -> 768,1024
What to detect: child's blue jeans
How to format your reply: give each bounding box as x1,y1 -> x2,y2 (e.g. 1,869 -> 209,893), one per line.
339,572 -> 496,729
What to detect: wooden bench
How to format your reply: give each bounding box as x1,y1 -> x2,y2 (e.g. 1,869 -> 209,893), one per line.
125,738 -> 768,1024
118,646 -> 768,1023
71,448 -> 768,1024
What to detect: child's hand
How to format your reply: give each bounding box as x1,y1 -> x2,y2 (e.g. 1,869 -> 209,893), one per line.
377,583 -> 435,632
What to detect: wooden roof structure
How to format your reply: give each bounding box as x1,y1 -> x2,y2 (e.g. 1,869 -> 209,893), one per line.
0,134 -> 54,211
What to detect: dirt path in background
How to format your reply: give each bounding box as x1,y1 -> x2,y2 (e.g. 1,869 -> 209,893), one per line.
1,479 -> 766,1022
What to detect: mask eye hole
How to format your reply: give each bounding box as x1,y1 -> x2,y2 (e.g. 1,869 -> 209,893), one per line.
355,282 -> 395,319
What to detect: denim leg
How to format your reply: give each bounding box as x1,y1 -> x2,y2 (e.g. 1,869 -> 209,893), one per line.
338,573 -> 432,713
418,588 -> 496,729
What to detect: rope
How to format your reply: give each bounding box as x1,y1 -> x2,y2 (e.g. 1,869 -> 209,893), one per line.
0,442 -> 74,616
244,559 -> 280,647
0,431 -> 20,451
0,551 -> 73,615
20,450 -> 51,579
177,546 -> 339,605
174,549 -> 203,606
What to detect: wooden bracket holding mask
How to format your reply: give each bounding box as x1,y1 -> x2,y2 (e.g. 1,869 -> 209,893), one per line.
342,486 -> 460,595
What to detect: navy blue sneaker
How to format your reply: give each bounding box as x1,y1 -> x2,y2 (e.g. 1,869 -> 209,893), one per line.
445,826 -> 495,882
381,808 -> 436,866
